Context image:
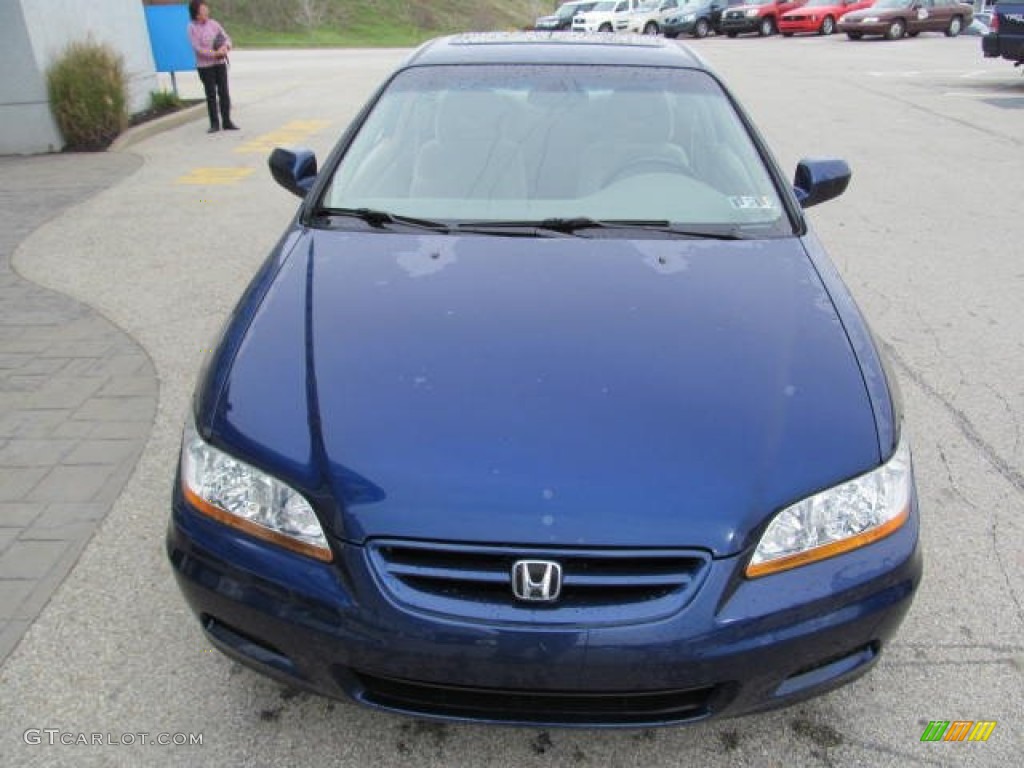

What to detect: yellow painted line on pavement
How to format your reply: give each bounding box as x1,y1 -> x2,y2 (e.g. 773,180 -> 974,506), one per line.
176,167 -> 255,185
234,120 -> 331,154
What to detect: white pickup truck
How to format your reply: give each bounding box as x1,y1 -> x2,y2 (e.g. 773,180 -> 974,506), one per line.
572,0 -> 644,31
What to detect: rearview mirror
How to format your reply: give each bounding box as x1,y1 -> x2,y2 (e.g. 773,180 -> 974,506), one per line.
269,147 -> 318,198
793,158 -> 851,208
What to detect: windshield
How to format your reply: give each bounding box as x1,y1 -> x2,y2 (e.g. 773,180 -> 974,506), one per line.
873,0 -> 913,8
590,2 -> 618,11
320,65 -> 790,237
803,0 -> 838,6
557,3 -> 583,18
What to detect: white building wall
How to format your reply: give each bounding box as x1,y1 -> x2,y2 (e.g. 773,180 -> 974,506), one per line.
1,0 -> 159,154
0,2 -> 60,154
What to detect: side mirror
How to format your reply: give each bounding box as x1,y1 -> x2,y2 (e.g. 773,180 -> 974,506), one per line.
793,158 -> 851,208
269,147 -> 318,198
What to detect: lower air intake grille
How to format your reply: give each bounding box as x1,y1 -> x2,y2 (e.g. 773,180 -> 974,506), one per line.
352,671 -> 716,725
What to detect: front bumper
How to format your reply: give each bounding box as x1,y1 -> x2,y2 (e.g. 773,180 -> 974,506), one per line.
778,19 -> 821,34
720,18 -> 763,34
167,488 -> 922,727
664,19 -> 700,36
838,20 -> 892,36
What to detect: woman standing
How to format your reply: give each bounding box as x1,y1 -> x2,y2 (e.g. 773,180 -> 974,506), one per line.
187,1 -> 238,133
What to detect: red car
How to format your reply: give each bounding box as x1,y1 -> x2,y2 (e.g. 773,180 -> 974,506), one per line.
719,0 -> 807,36
779,0 -> 873,34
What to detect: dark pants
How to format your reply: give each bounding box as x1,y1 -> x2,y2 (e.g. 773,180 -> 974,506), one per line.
197,63 -> 231,128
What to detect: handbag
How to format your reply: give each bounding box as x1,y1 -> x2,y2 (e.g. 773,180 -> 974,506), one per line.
212,32 -> 226,52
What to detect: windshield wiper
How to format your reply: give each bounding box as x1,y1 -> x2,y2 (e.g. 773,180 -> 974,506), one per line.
457,217 -> 662,234
455,217 -> 743,239
311,211 -> 745,240
310,207 -> 450,233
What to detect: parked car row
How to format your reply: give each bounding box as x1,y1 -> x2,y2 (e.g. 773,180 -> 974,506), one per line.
536,0 -> 974,39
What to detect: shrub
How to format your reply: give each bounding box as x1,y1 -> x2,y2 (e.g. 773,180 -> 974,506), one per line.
46,39 -> 128,151
149,89 -> 183,112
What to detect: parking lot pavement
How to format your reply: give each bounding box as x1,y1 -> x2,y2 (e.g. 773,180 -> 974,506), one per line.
0,40 -> 1021,766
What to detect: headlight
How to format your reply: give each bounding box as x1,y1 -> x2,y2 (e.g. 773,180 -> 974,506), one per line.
681,13 -> 696,21
746,435 -> 912,578
180,419 -> 332,561
863,16 -> 878,23
745,9 -> 760,17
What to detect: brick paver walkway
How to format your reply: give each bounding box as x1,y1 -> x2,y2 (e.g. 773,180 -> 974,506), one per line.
0,154 -> 158,661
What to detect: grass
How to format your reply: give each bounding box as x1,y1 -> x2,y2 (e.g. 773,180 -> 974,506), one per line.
129,92 -> 202,129
220,0 -> 542,48
228,20 -> 437,49
149,89 -> 183,111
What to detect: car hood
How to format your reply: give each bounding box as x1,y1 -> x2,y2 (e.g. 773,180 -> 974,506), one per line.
784,5 -> 840,16
841,7 -> 900,19
674,2 -> 714,13
215,230 -> 880,556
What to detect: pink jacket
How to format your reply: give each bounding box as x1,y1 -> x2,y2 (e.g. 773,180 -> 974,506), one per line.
188,19 -> 231,69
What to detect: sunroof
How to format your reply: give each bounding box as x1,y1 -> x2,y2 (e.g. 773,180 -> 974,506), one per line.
449,31 -> 666,47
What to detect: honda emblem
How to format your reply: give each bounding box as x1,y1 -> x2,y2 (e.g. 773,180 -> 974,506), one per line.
511,560 -> 562,602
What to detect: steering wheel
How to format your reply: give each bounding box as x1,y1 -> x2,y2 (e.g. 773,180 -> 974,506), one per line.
603,157 -> 689,187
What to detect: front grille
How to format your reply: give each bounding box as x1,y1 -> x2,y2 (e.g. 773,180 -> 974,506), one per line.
366,540 -> 710,626
352,671 -> 716,725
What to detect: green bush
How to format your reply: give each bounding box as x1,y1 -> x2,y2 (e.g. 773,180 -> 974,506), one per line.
46,40 -> 128,151
149,89 -> 183,112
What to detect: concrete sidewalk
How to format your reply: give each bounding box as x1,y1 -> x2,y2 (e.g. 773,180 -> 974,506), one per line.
0,153 -> 158,661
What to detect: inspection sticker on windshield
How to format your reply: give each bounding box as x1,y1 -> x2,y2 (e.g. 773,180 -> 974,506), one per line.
729,196 -> 776,211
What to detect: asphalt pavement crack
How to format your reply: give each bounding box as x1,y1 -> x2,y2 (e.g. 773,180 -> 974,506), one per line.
887,345 -> 1024,629
844,739 -> 955,768
882,659 -> 1018,668
846,79 -> 1023,149
991,517 -> 1024,625
937,446 -> 976,510
885,344 -> 1024,497
896,642 -> 1024,653
985,381 -> 1023,458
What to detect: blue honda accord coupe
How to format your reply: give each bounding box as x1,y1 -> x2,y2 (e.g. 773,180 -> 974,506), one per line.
167,32 -> 921,726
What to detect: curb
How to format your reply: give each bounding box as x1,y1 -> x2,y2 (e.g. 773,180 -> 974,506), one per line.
110,102 -> 207,152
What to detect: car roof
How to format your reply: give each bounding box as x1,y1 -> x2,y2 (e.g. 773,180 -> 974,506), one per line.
403,32 -> 707,70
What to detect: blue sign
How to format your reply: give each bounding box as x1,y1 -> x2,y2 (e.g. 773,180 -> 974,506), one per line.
145,5 -> 194,73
